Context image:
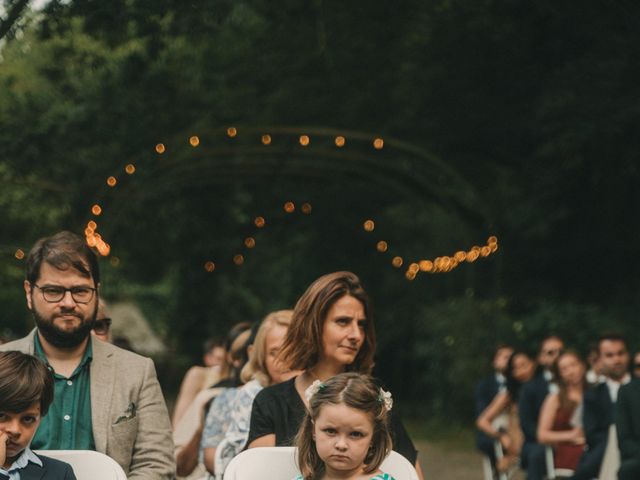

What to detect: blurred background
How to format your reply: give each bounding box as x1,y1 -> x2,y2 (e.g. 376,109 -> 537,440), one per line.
1,2 -> 639,472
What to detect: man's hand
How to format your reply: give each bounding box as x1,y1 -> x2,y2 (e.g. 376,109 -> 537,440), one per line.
0,430 -> 8,469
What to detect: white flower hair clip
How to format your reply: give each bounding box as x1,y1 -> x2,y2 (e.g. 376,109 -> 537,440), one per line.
379,388 -> 393,411
305,379 -> 324,403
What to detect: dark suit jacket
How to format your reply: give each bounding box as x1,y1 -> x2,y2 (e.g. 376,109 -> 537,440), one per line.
474,374 -> 500,452
518,370 -> 549,444
573,382 -> 612,480
0,453 -> 76,480
616,379 -> 640,480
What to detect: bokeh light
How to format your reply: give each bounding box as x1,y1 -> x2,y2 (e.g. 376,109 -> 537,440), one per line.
189,136 -> 200,147
244,237 -> 256,248
261,134 -> 272,145
254,216 -> 266,228
299,135 -> 310,146
363,220 -> 375,232
233,254 -> 244,265
301,203 -> 312,214
227,127 -> 238,137
373,138 -> 384,150
392,256 -> 403,268
284,202 -> 295,213
14,249 -> 25,260
91,204 -> 102,216
107,176 -> 117,187
204,261 -> 215,272
125,164 -> 136,175
88,221 -> 97,230
335,136 -> 346,147
155,143 -> 165,154
376,241 -> 388,252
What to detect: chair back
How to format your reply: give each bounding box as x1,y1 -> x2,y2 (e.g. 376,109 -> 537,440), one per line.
222,447 -> 419,480
35,450 -> 127,480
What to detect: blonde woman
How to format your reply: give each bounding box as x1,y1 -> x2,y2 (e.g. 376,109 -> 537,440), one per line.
209,310 -> 300,476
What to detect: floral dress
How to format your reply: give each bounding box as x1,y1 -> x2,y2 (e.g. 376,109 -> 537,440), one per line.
293,473 -> 396,479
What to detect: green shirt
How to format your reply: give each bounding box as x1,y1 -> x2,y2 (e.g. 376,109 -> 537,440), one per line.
32,334 -> 96,450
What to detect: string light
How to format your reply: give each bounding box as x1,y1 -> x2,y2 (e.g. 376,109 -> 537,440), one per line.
254,216 -> 266,228
87,221 -> 97,230
227,127 -> 237,137
261,134 -> 272,145
363,220 -> 375,232
107,176 -> 117,187
204,261 -> 215,272
284,202 -> 295,213
155,143 -> 165,154
189,136 -> 200,147
376,241 -> 388,252
299,135 -> 310,146
392,256 -> 403,268
244,237 -> 256,248
335,136 -> 346,147
91,204 -> 102,216
301,203 -> 312,214
14,249 -> 25,260
373,138 -> 384,150
233,254 -> 244,265
125,164 -> 136,175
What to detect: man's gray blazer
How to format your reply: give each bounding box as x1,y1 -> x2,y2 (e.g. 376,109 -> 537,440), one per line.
0,329 -> 176,479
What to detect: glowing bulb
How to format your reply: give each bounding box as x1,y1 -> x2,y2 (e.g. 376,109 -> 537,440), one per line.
299,135 -> 310,146
284,202 -> 295,213
125,164 -> 136,175
14,249 -> 25,260
301,203 -> 312,214
481,246 -> 491,257
91,204 -> 102,216
373,138 -> 384,150
254,216 -> 266,228
376,241 -> 388,252
392,256 -> 403,268
454,251 -> 466,262
155,143 -> 165,154
261,134 -> 272,145
405,270 -> 417,281
84,227 -> 94,236
408,263 -> 420,274
335,136 -> 346,147
189,136 -> 200,147
233,254 -> 244,265
86,236 -> 97,247
107,176 -> 117,187
244,237 -> 256,248
363,220 -> 375,232
488,236 -> 498,245
87,221 -> 97,230
204,261 -> 215,272
227,127 -> 238,137
419,260 -> 433,272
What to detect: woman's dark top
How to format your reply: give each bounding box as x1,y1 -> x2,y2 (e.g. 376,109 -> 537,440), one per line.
246,377 -> 418,465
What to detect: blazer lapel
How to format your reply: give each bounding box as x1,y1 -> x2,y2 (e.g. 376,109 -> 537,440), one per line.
90,337 -> 115,453
19,462 -> 45,480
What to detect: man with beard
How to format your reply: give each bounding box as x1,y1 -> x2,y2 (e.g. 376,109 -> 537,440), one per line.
0,231 -> 175,479
572,333 -> 631,480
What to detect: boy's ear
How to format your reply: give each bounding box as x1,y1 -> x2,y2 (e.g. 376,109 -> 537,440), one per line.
24,280 -> 33,310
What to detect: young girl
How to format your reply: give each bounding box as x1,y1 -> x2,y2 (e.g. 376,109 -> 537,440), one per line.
294,372 -> 395,480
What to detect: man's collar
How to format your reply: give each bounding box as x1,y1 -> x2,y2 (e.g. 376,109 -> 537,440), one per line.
606,373 -> 631,386
34,332 -> 93,372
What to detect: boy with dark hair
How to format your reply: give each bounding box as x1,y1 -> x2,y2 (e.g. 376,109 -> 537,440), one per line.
0,351 -> 76,479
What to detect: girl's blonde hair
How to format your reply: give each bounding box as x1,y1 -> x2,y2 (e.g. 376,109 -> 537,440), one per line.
295,372 -> 392,480
240,310 -> 293,386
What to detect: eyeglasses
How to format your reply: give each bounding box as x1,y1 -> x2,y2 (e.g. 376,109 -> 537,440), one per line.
33,284 -> 96,304
93,318 -> 112,335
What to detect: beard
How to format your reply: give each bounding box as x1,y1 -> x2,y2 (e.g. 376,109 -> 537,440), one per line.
32,302 -> 97,349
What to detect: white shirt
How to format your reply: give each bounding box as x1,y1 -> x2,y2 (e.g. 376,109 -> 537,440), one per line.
0,447 -> 43,480
606,373 -> 631,402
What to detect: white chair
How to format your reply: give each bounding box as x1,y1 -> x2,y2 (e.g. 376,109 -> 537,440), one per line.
222,446 -> 419,480
35,450 -> 127,480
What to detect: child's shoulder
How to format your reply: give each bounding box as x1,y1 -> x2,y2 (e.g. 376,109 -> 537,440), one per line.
33,454 -> 76,478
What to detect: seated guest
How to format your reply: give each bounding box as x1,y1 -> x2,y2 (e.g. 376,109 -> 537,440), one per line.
0,351 -> 76,479
202,338 -> 226,368
91,297 -> 112,343
246,271 -> 425,479
632,351 -> 640,380
474,344 -> 514,466
477,350 -> 537,473
537,350 -> 587,472
616,377 -> 640,480
573,333 -> 631,480
173,322 -> 251,427
519,335 -> 564,480
0,231 -> 174,478
175,324 -> 253,477
212,310 -> 300,476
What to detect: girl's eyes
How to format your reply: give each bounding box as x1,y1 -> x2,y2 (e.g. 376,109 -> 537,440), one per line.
350,431 -> 365,438
323,428 -> 337,435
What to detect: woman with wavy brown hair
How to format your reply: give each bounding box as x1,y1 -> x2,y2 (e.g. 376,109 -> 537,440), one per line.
246,271 -> 423,478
